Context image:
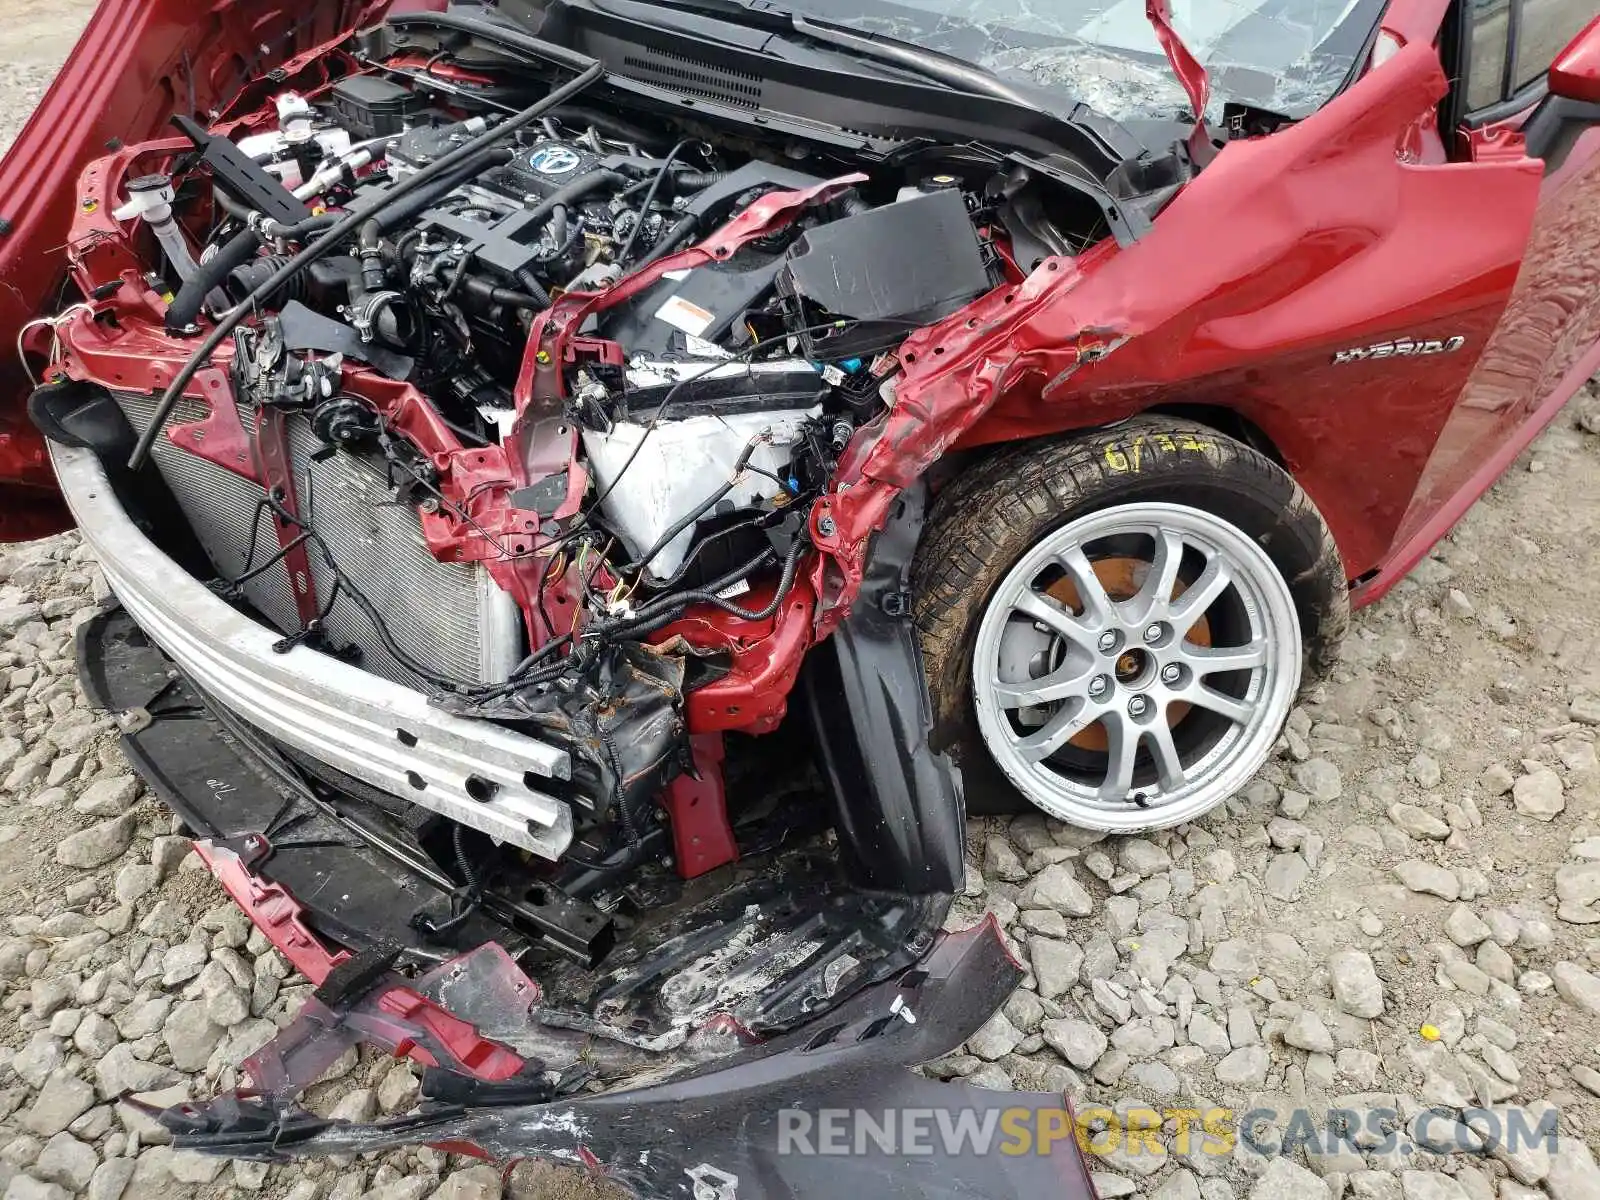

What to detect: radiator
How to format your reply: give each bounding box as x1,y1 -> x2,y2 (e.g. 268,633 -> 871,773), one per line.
115,394 -> 520,689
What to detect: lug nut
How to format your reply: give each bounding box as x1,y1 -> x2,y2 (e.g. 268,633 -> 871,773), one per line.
1087,675 -> 1110,699
1161,664 -> 1182,685
1097,631 -> 1120,653
1144,623 -> 1165,644
1127,695 -> 1150,718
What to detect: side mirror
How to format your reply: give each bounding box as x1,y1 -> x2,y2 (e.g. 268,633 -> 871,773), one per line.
1527,16 -> 1600,170
1550,14 -> 1600,103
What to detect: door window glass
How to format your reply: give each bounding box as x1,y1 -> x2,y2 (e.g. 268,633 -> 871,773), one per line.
1465,0 -> 1595,110
1514,0 -> 1594,93
1466,0 -> 1511,110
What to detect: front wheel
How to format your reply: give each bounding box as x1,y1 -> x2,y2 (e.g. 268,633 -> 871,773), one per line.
913,418 -> 1347,831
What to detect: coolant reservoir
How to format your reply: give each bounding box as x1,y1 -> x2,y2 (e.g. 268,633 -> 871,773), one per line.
234,92 -> 352,190
582,407 -> 817,580
276,91 -> 316,147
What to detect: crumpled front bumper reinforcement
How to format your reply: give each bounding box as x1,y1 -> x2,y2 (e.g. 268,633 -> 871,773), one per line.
49,442 -> 575,859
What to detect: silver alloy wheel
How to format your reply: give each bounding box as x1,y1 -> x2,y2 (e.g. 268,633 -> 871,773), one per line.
971,501 -> 1301,831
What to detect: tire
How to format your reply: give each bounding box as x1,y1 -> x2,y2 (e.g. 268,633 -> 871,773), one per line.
913,417 -> 1347,830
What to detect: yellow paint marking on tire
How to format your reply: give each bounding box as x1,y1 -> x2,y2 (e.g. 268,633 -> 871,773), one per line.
1102,433 -> 1215,474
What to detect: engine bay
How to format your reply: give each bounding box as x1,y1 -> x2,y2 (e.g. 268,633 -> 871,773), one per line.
27,9 -> 1165,1053
163,69 -> 1014,652
68,58 -> 1096,762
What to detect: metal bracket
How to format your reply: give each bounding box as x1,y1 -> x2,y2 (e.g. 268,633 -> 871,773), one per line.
115,706 -> 154,734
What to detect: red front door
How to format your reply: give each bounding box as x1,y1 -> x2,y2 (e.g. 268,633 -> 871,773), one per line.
1383,3 -> 1600,572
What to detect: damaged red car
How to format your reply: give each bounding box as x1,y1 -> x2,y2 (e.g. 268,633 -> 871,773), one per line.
1,0 -> 1598,1193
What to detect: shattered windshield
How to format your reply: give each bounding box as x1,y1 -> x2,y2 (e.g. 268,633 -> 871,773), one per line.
782,0 -> 1388,124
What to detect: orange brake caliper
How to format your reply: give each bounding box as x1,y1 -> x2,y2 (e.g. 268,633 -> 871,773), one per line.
1045,557 -> 1211,752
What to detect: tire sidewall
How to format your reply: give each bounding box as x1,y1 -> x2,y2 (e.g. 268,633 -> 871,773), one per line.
915,424 -> 1345,823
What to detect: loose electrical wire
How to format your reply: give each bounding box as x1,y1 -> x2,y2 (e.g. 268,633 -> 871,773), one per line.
128,58 -> 605,471
620,434 -> 768,574
614,138 -> 694,264
16,304 -> 95,387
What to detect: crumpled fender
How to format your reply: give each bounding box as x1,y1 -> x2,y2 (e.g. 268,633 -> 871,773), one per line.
808,36 -> 1544,626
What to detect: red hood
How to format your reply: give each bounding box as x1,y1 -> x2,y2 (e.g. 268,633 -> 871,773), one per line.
1145,0 -> 1212,138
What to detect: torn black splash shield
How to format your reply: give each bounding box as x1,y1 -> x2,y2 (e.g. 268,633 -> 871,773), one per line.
78,572 -> 1088,1197
78,601 -> 953,1040
158,920 -> 1099,1200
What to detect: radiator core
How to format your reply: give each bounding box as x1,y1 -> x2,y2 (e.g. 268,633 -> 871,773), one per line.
115,394 -> 520,689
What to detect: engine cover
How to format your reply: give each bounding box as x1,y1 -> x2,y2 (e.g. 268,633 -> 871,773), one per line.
500,139 -> 603,199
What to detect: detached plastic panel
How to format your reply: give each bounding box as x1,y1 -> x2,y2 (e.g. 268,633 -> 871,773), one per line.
780,187 -> 989,358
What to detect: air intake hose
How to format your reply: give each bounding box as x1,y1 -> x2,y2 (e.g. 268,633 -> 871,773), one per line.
131,56 -> 605,470
224,255 -> 307,308
164,230 -> 261,332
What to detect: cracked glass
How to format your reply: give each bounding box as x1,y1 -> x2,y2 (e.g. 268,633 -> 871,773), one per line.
784,0 -> 1389,124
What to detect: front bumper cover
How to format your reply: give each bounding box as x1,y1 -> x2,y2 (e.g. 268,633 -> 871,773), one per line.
152,892 -> 1099,1200
49,441 -> 575,859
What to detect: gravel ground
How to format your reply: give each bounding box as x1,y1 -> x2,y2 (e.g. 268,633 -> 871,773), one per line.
2,7 -> 1600,1200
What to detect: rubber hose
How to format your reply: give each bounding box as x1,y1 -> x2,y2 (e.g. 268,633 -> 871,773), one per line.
514,269 -> 552,308
217,192 -> 339,240
393,229 -> 422,266
357,220 -> 386,291
458,275 -> 545,309
840,189 -> 872,216
212,189 -> 256,223
165,229 -> 260,332
223,255 -> 306,307
130,58 -> 604,470
536,220 -> 582,264
280,212 -> 342,238
624,539 -> 804,635
524,170 -> 624,227
547,104 -> 657,146
671,170 -> 722,192
367,154 -> 498,235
